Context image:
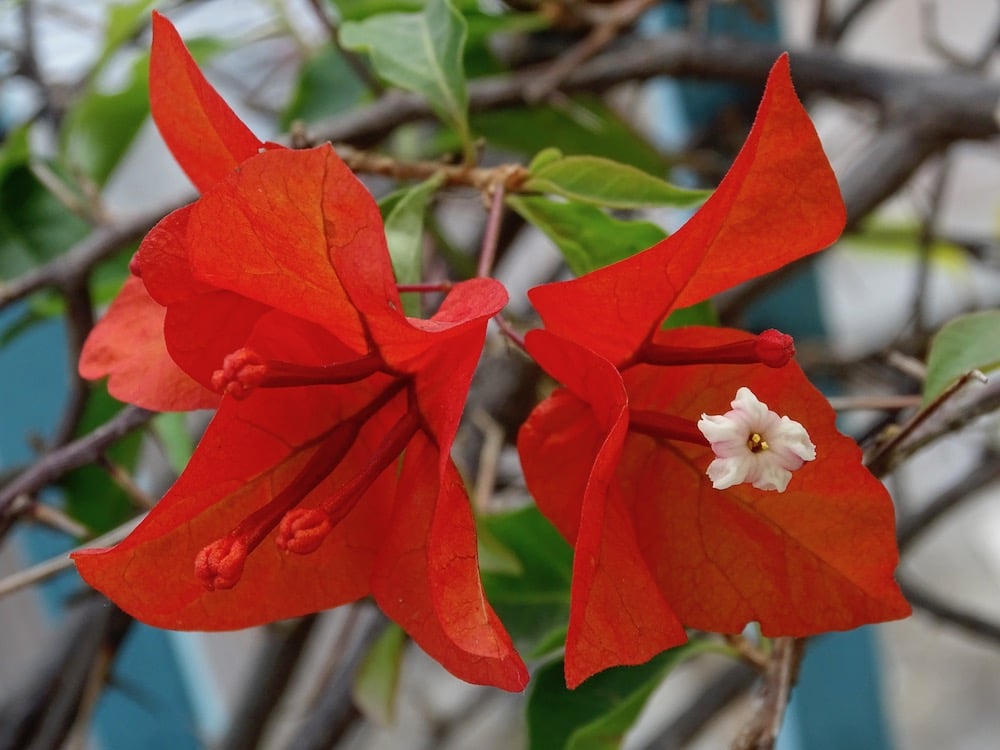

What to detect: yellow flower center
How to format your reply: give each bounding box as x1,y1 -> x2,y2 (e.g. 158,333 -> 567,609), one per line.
747,432 -> 769,453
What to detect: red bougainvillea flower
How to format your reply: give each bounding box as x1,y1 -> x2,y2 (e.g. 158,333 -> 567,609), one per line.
518,56 -> 911,688
73,12 -> 527,691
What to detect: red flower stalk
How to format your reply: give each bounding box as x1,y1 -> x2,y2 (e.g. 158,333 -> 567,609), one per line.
72,12 -> 527,691
518,56 -> 911,688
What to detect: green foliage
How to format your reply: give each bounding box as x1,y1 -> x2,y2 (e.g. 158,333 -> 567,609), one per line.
480,505 -> 573,656
281,44 -> 368,128
353,623 -> 407,725
507,195 -> 666,276
0,128 -> 89,280
340,0 -> 473,159
379,173 -> 444,315
62,54 -> 151,187
924,310 -> 1000,404
527,641 -> 715,750
525,149 -> 709,209
468,96 -> 669,174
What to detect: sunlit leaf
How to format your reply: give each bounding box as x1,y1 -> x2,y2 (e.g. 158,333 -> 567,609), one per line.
527,641 -> 713,750
508,195 -> 665,276
480,505 -> 572,651
924,310 -> 1000,404
525,152 -> 709,209
340,0 -> 472,155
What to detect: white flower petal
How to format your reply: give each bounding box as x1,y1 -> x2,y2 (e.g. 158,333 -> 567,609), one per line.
698,387 -> 816,493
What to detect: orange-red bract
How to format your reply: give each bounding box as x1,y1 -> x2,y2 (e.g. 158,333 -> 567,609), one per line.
73,12 -> 527,692
518,56 -> 910,688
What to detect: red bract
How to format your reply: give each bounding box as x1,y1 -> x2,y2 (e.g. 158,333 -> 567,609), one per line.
518,56 -> 910,688
73,12 -> 527,691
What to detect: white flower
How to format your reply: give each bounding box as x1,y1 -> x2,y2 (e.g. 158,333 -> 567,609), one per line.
697,387 -> 816,492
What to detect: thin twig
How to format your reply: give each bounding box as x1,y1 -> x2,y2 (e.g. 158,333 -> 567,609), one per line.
866,370 -> 987,477
0,208 -> 171,309
303,0 -> 384,94
826,394 -> 922,411
897,450 -> 1000,552
525,0 -> 659,102
477,181 -> 507,278
0,406 -> 153,518
901,579 -> 1000,648
0,514 -> 144,599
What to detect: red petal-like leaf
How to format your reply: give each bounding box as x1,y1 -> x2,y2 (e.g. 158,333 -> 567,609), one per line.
368,277 -> 508,464
150,12 -> 263,192
622,327 -> 911,634
529,55 -> 845,365
79,276 -> 219,411
372,432 -> 528,691
183,146 -> 389,355
521,331 -> 686,687
73,315 -> 401,628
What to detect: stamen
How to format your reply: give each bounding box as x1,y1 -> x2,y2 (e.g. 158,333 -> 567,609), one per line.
747,433 -> 768,452
276,509 -> 331,554
640,329 -> 794,369
211,347 -> 384,399
277,405 -> 422,555
195,537 -> 248,591
629,409 -> 709,446
192,381 -> 406,590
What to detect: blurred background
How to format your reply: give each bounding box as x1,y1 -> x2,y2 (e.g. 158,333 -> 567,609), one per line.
1,1 -> 999,748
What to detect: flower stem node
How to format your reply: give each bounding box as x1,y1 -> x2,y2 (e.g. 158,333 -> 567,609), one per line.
195,536 -> 249,591
276,508 -> 333,555
211,348 -> 267,399
697,387 -> 816,492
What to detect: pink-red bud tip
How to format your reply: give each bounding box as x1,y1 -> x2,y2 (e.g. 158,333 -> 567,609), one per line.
128,253 -> 142,277
276,508 -> 332,555
755,329 -> 795,368
195,537 -> 248,591
212,348 -> 267,399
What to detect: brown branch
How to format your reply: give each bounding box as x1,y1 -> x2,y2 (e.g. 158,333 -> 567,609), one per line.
0,405 -> 153,519
0,206 -> 174,309
733,637 -> 807,750
901,579 -> 1000,649
897,450 -> 1000,552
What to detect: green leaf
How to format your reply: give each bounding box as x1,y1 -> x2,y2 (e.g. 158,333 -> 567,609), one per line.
62,55 -> 150,186
340,0 -> 472,158
525,153 -> 709,209
352,623 -> 407,725
151,412 -> 195,475
379,173 -> 444,316
507,195 -> 665,276
93,0 -> 158,73
467,96 -> 669,174
0,128 -> 89,279
281,44 -> 367,129
527,640 -> 715,750
924,310 -> 1000,404
664,299 -> 718,330
480,505 -> 572,651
